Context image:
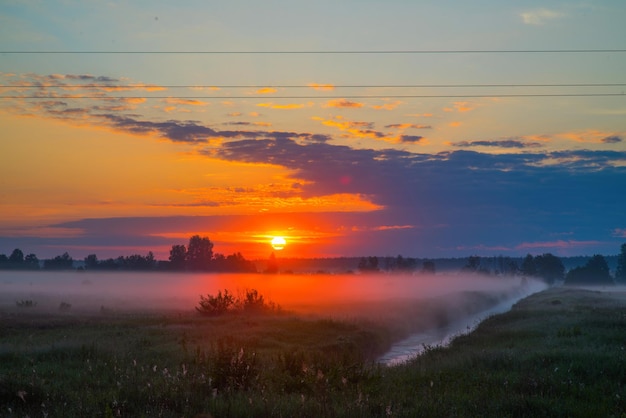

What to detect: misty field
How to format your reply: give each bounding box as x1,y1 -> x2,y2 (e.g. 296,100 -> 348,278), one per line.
1,274 -> 625,417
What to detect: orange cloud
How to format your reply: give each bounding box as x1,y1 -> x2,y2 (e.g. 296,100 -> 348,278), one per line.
313,116 -> 425,144
372,101 -> 403,110
449,121 -> 462,127
385,123 -> 432,130
257,102 -> 312,110
256,87 -> 278,94
164,98 -> 208,106
191,86 -> 221,91
444,102 -> 476,113
121,97 -> 146,105
324,99 -> 364,108
558,130 -> 624,144
308,83 -> 335,91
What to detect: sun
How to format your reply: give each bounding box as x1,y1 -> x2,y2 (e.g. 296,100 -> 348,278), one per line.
270,236 -> 286,251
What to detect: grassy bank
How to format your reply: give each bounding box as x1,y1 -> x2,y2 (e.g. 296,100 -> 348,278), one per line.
1,287 -> 625,417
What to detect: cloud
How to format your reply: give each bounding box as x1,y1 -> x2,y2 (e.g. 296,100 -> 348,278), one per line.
163,98 -> 209,106
5,71 -> 626,258
407,113 -> 434,118
602,135 -> 622,144
314,116 -> 385,140
398,135 -> 424,143
255,87 -> 277,94
308,83 -> 335,91
324,99 -> 364,108
257,102 -> 313,110
372,101 -> 403,111
515,240 -> 602,250
385,123 -> 432,130
520,8 -> 565,25
444,102 -> 475,113
453,139 -> 544,149
613,228 -> 626,238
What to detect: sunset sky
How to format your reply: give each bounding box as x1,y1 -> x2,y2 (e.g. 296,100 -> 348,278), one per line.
1,1 -> 625,260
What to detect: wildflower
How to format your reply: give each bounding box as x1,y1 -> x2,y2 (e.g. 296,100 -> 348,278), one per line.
17,391 -> 27,402
342,376 -> 348,386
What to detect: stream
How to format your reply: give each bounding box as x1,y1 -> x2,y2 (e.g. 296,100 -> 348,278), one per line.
378,283 -> 544,366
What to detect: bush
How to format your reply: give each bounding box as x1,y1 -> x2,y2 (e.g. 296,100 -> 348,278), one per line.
196,288 -> 281,316
196,290 -> 235,316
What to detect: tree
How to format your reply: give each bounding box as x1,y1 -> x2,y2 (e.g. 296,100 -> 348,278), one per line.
186,235 -> 214,270
358,256 -> 379,272
422,260 -> 436,274
462,256 -> 481,273
43,252 -> 74,270
169,244 -> 187,270
521,254 -> 537,277
565,254 -> 613,286
616,243 -> 626,283
84,254 -> 99,270
535,253 -> 564,284
24,254 -> 39,270
265,252 -> 279,274
9,248 -> 24,266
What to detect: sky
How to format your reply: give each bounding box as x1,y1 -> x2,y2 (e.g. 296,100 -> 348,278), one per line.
1,0 -> 625,261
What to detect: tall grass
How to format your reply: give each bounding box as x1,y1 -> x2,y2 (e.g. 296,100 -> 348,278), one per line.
1,287 -> 625,416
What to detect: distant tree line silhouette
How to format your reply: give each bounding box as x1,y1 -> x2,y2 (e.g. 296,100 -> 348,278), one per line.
0,235 -> 256,273
1,239 -> 624,283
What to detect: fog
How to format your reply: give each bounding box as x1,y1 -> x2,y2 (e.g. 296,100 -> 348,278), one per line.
0,271 -> 544,316
1,271 -> 547,364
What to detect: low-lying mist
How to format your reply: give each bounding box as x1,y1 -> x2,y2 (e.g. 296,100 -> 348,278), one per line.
0,270 -> 545,318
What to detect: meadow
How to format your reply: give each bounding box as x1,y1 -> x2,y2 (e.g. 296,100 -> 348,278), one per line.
1,277 -> 625,417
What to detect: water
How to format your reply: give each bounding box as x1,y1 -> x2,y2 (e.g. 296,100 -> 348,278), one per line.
378,283 -> 545,366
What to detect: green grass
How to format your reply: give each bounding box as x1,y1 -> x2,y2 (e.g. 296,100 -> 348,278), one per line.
1,287 -> 625,417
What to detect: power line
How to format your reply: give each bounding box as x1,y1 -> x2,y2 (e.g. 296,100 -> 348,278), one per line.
2,83 -> 625,89
2,93 -> 624,99
2,49 -> 626,54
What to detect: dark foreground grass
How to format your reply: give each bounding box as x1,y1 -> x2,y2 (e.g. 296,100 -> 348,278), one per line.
1,287 -> 625,417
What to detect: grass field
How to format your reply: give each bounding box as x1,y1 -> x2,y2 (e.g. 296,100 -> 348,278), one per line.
1,286 -> 625,417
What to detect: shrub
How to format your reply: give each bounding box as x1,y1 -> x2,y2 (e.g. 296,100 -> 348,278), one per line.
196,288 -> 281,316
196,289 -> 235,316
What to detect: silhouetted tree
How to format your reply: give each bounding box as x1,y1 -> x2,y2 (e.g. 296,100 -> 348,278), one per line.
521,254 -> 537,277
84,254 -> 99,270
9,248 -> 24,267
358,256 -> 379,272
24,254 -> 39,270
565,254 -> 613,285
422,260 -> 436,274
616,243 -> 626,283
265,252 -> 279,274
43,252 -> 74,270
535,253 -> 565,284
0,254 -> 8,268
169,244 -> 187,270
186,235 -> 214,270
462,255 -> 481,273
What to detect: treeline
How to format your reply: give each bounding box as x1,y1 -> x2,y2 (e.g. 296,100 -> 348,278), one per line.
2,238 -> 625,284
356,244 -> 626,286
0,235 -> 256,273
